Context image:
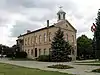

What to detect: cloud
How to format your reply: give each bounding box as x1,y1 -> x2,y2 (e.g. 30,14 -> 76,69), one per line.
0,0 -> 100,46
10,20 -> 42,37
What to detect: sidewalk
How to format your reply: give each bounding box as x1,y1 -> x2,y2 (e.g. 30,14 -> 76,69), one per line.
0,58 -> 99,75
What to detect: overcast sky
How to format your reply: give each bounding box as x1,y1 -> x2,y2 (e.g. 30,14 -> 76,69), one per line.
0,0 -> 100,47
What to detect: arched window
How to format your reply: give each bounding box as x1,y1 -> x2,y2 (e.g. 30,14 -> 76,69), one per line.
44,48 -> 46,55
31,49 -> 33,55
49,48 -> 52,55
28,49 -> 30,54
66,34 -> 68,41
72,35 -> 74,43
44,33 -> 47,42
39,49 -> 41,56
39,35 -> 42,43
49,32 -> 52,41
35,36 -> 37,44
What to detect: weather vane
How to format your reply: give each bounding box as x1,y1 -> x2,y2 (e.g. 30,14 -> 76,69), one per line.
59,6 -> 63,9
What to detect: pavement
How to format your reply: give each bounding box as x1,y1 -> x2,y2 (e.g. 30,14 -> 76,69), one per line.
0,58 -> 100,75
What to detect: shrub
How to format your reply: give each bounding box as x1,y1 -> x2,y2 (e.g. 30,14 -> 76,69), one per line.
92,68 -> 100,73
48,64 -> 73,69
37,55 -> 51,62
15,51 -> 27,58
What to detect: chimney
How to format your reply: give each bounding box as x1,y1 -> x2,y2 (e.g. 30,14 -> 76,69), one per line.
27,30 -> 31,33
47,20 -> 49,28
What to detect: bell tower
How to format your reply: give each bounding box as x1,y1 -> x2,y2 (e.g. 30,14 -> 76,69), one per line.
57,6 -> 66,21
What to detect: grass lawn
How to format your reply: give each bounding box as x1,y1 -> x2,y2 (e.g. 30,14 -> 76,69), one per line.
75,61 -> 100,63
0,63 -> 73,75
76,64 -> 100,66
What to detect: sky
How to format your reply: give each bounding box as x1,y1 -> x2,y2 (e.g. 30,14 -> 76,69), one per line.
0,0 -> 100,47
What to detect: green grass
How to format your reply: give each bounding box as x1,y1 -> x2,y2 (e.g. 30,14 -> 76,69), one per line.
75,61 -> 100,63
0,63 -> 73,75
48,64 -> 73,69
92,68 -> 100,73
76,64 -> 100,66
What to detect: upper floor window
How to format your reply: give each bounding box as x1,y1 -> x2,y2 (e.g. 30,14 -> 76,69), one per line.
28,37 -> 30,45
31,37 -> 33,45
39,35 -> 42,43
66,34 -> 68,41
44,33 -> 47,42
49,32 -> 52,42
72,35 -> 74,43
35,36 -> 37,44
25,38 -> 27,45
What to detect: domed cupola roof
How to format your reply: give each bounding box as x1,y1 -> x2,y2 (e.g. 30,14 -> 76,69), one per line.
57,8 -> 66,15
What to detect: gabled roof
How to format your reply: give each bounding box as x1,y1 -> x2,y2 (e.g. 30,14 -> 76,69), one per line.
18,20 -> 77,38
65,20 -> 77,32
18,25 -> 54,38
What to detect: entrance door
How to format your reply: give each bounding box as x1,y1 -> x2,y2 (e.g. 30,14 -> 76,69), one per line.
35,48 -> 37,57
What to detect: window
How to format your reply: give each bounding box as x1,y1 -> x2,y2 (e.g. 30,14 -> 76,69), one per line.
66,34 -> 68,41
44,48 -> 46,55
49,48 -> 52,55
31,49 -> 33,55
28,49 -> 30,54
72,35 -> 74,43
39,35 -> 42,43
39,49 -> 41,56
35,36 -> 37,44
28,37 -> 30,45
24,49 -> 26,52
49,32 -> 52,41
31,37 -> 33,45
25,38 -> 27,45
44,33 -> 47,42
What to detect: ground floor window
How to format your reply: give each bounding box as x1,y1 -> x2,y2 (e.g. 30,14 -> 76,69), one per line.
31,49 -> 33,55
44,48 -> 46,55
39,49 -> 41,56
28,49 -> 30,54
49,48 -> 52,55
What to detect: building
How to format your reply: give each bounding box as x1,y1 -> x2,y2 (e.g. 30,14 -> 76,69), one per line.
17,8 -> 77,60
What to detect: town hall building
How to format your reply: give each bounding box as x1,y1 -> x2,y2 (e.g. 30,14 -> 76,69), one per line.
17,8 -> 77,61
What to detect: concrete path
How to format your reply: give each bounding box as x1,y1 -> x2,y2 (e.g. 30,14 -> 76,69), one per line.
0,58 -> 100,75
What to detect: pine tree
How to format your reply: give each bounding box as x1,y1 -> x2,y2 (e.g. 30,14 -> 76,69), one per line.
95,9 -> 100,60
51,28 -> 72,62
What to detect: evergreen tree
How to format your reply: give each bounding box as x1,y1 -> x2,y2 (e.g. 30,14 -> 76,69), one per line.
95,9 -> 100,60
51,28 -> 72,62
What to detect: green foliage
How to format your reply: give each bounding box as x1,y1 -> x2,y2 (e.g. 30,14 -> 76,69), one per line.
14,51 -> 27,58
94,9 -> 100,60
77,35 -> 94,59
48,64 -> 73,69
37,55 -> 51,62
92,68 -> 100,73
51,28 -> 72,62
